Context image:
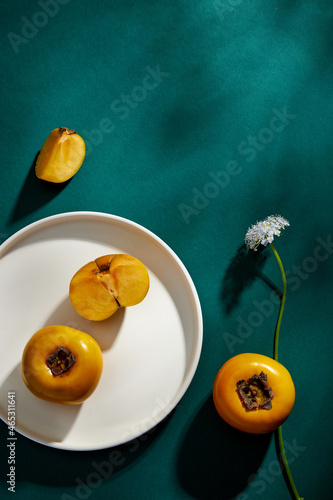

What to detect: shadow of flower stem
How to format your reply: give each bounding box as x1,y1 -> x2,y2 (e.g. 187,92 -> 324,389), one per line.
256,269 -> 282,300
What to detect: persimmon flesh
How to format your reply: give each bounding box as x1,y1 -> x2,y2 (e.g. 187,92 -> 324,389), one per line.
69,254 -> 150,321
35,127 -> 85,183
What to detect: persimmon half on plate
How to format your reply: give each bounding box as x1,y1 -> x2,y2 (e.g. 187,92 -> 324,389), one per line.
69,254 -> 150,321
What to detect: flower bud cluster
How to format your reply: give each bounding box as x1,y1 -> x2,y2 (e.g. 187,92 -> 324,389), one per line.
245,215 -> 290,250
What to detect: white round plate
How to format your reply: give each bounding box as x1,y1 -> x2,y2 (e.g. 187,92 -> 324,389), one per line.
0,212 -> 202,451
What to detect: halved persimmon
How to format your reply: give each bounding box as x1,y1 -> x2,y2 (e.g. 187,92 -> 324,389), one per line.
35,127 -> 85,183
69,254 -> 150,321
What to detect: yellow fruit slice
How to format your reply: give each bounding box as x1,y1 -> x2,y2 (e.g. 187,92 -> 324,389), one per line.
35,127 -> 85,183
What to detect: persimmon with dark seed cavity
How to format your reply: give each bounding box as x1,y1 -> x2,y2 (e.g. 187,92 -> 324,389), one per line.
21,325 -> 103,405
213,353 -> 295,434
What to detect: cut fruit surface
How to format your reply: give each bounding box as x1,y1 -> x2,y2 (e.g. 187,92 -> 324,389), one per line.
35,127 -> 85,183
69,254 -> 150,321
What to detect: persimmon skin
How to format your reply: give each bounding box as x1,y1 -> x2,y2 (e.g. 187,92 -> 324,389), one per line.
21,326 -> 103,405
213,353 -> 295,434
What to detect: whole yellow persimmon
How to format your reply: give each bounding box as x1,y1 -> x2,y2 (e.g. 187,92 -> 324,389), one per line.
213,353 -> 295,434
35,127 -> 85,183
21,325 -> 103,405
69,254 -> 150,321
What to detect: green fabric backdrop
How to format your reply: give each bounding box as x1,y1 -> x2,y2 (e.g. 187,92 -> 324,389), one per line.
1,1 -> 333,499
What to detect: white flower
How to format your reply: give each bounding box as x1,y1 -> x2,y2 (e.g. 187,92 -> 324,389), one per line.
245,215 -> 290,250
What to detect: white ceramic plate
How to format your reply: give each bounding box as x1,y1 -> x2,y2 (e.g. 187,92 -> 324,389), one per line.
0,212 -> 202,451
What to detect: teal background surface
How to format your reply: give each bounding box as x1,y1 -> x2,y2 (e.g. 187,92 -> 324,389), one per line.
1,1 -> 333,499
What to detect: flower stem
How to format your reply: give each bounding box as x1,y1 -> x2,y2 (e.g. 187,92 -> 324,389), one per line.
269,242 -> 286,362
276,427 -> 304,500
269,242 -> 303,500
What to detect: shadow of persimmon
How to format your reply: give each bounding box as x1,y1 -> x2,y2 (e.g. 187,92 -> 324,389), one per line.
10,152 -> 71,223
177,394 -> 272,500
0,362 -> 82,446
43,296 -> 126,352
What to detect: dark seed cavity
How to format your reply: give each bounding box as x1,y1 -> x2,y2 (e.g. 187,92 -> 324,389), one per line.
236,371 -> 274,411
46,346 -> 76,376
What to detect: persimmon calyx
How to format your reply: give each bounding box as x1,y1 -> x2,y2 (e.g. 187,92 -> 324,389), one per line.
236,371 -> 274,410
59,127 -> 76,135
46,346 -> 76,376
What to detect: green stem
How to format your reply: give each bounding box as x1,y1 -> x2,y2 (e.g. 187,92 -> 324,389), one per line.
269,242 -> 287,362
269,242 -> 303,500
277,427 -> 304,500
